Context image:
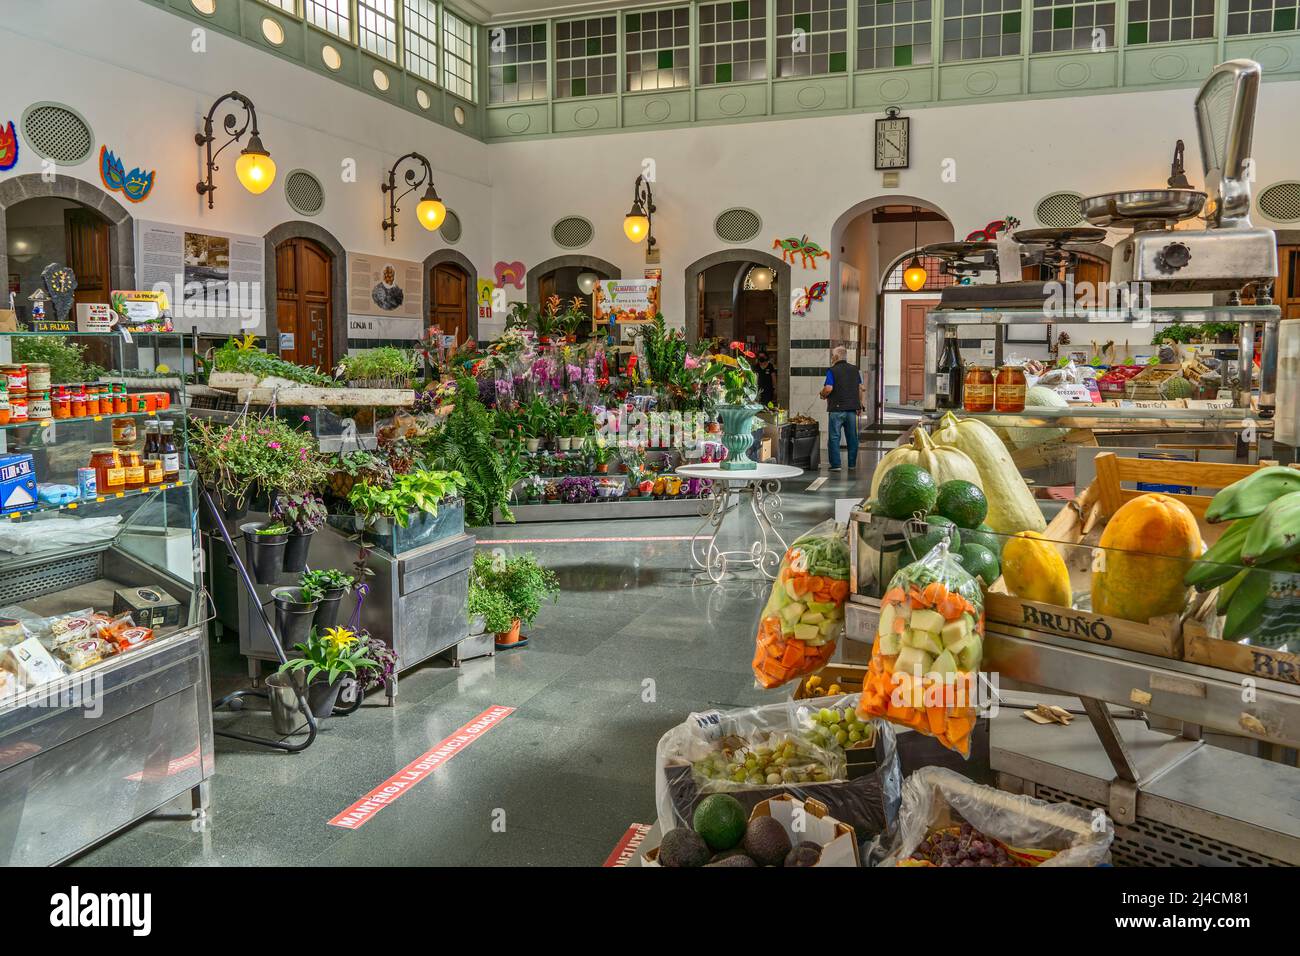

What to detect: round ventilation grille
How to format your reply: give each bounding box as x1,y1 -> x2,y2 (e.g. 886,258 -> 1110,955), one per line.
440,210 -> 462,243
1258,182 -> 1300,223
552,216 -> 594,249
714,207 -> 763,243
284,169 -> 325,216
1035,192 -> 1085,228
21,103 -> 93,165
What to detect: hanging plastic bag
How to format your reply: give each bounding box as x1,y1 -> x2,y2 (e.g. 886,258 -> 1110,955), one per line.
752,520 -> 851,689
858,541 -> 984,757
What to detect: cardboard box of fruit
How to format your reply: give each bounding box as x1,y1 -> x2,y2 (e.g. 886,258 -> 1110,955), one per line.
644,793 -> 859,867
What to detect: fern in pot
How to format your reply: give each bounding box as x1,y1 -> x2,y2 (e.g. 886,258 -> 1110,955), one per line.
272,492 -> 328,573
347,468 -> 466,551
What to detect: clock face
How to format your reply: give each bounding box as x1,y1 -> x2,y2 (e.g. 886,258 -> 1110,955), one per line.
875,116 -> 909,170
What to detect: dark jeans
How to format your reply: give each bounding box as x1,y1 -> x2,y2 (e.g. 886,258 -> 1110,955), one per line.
827,410 -> 859,469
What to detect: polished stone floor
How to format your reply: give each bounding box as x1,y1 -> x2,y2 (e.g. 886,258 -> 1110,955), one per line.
76,453 -> 884,867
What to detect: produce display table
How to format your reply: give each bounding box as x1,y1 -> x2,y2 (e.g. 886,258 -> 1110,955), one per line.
676,463 -> 802,583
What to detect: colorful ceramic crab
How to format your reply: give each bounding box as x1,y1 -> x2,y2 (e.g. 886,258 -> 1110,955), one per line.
773,235 -> 830,270
964,216 -> 1021,242
0,121 -> 17,172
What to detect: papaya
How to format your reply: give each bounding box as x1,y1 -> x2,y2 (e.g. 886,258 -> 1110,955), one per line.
1002,531 -> 1072,606
1092,493 -> 1202,623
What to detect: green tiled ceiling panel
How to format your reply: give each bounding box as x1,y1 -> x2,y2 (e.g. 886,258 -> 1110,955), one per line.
695,82 -> 770,121
552,95 -> 619,133
1122,42 -> 1219,88
622,90 -> 691,127
1028,51 -> 1118,95
938,60 -> 1023,102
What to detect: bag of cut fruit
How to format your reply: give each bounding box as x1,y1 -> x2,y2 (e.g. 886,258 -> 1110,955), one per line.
858,540 -> 983,756
752,521 -> 851,690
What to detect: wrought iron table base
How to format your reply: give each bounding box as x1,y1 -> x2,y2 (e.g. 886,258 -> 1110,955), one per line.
689,479 -> 789,582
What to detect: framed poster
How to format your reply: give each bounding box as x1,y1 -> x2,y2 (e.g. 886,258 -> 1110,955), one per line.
135,219 -> 265,334
347,252 -> 423,340
592,278 -> 660,326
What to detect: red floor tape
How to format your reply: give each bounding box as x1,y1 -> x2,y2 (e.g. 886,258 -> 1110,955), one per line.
328,705 -> 514,830
474,535 -> 695,544
604,823 -> 654,867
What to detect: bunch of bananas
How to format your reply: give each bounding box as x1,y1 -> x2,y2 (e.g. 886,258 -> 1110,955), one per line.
1187,467 -> 1300,642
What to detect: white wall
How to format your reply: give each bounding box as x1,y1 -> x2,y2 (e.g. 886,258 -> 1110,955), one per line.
1,0 -> 493,335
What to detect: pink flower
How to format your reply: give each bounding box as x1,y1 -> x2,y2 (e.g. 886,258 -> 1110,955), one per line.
267,441 -> 281,449
301,415 -> 310,422
684,354 -> 699,370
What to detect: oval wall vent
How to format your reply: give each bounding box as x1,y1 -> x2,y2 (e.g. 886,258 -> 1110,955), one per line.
21,102 -> 94,165
552,216 -> 594,249
284,169 -> 325,216
440,210 -> 463,243
714,207 -> 763,243
1258,182 -> 1300,223
1035,191 -> 1085,228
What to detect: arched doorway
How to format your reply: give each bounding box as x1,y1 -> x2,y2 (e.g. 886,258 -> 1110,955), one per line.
264,221 -> 346,365
829,198 -> 956,423
526,255 -> 621,323
878,248 -> 959,415
684,249 -> 791,407
423,249 -> 477,345
274,237 -> 333,371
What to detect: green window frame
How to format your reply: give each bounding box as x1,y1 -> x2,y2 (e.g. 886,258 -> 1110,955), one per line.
857,0 -> 933,69
554,15 -> 618,97
358,0 -> 399,62
1030,0 -> 1116,52
257,0 -> 300,14
305,0 -> 352,40
942,0 -> 1023,61
1226,0 -> 1297,34
488,23 -> 548,103
626,6 -> 692,91
776,0 -> 849,78
698,0 -> 768,84
443,8 -> 476,101
1125,0 -> 1216,45
403,0 -> 438,83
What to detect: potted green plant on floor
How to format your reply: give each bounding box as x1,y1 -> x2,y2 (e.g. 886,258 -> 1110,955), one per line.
272,491 -> 328,572
300,568 -> 355,631
279,625 -> 380,718
467,550 -> 559,648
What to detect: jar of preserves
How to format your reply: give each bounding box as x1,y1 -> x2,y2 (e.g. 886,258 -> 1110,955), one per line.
52,386 -> 70,419
90,448 -> 125,493
962,366 -> 995,413
8,394 -> 27,424
0,382 -> 8,426
112,415 -> 137,447
70,385 -> 87,418
994,365 -> 1027,413
122,450 -> 146,490
26,363 -> 50,393
1,364 -> 27,394
28,390 -> 52,421
113,383 -> 128,415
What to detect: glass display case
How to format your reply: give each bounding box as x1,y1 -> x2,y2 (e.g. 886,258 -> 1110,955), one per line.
0,332 -> 211,866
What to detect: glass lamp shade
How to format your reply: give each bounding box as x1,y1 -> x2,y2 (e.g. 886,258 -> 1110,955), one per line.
623,213 -> 650,243
235,147 -> 276,194
903,258 -> 928,292
576,272 -> 598,294
417,195 -> 447,231
747,267 -> 774,290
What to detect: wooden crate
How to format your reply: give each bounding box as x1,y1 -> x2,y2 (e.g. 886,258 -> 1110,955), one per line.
207,372 -> 414,407
985,453 -> 1272,658
791,664 -> 867,700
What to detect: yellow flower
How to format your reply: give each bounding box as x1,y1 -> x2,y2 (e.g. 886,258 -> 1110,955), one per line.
155,363 -> 170,374
711,354 -> 738,367
321,626 -> 357,648
235,332 -> 258,351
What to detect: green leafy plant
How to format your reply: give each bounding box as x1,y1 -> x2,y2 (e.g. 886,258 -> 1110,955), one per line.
586,436 -> 612,466
467,551 -> 559,634
702,341 -> 758,406
12,336 -> 105,384
299,568 -> 354,602
335,347 -> 417,387
1151,323 -> 1199,345
419,373 -> 530,525
348,468 -> 466,527
191,416 -> 332,503
271,492 -> 328,534
278,625 -> 379,686
520,397 -> 555,440
256,523 -> 289,535
212,336 -> 336,386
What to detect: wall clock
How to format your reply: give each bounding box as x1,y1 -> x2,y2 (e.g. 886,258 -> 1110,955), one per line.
874,106 -> 910,171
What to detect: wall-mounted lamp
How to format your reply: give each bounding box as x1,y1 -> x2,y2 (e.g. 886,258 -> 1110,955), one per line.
381,151 -> 445,241
195,90 -> 276,209
623,174 -> 656,250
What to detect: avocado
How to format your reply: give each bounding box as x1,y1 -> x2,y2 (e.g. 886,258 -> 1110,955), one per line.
706,852 -> 758,867
693,793 -> 748,851
958,542 -> 1000,586
658,827 -> 711,868
742,815 -> 793,867
962,525 -> 1003,557
877,464 -> 938,520
783,841 -> 823,867
935,479 -> 988,529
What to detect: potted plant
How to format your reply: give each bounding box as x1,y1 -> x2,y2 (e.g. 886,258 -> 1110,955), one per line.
544,479 -> 560,502
467,551 -> 559,649
521,474 -> 545,503
192,416 -> 331,523
521,398 -> 553,453
272,492 -> 328,573
626,466 -> 645,497
587,436 -> 611,474
348,468 -> 467,548
334,347 -> 418,389
300,568 -> 355,631
701,341 -> 760,471
559,475 -> 596,504
270,581 -> 322,647
241,521 -> 290,585
278,625 -> 381,718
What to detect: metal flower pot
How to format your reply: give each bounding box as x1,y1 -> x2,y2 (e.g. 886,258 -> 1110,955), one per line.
306,677 -> 344,718
312,586 -> 349,632
272,586 -> 320,648
266,671 -> 309,736
242,522 -> 289,585
281,529 -> 315,573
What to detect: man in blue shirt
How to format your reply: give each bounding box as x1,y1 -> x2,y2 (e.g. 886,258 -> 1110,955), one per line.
819,346 -> 864,471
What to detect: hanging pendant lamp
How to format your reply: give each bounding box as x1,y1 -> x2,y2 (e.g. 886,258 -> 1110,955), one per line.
903,205 -> 928,291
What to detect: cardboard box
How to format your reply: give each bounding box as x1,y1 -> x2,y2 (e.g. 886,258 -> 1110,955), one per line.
112,585 -> 181,630
2,637 -> 64,687
0,454 -> 38,514
643,795 -> 859,867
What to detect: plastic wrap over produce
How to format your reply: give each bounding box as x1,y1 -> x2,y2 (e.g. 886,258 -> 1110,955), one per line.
872,767 -> 1114,867
655,695 -> 902,844
0,515 -> 122,555
752,520 -> 851,689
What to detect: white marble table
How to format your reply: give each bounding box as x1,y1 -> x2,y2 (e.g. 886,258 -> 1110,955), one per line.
676,462 -> 803,582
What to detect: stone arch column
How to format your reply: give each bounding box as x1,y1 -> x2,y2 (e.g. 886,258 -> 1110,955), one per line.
422,248 -> 479,341
263,220 -> 347,359
0,173 -> 135,295
525,254 -> 621,310
683,248 -> 792,407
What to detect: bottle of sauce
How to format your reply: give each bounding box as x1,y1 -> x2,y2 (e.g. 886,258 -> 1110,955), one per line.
936,329 -> 964,410
994,365 -> 1027,412
142,420 -> 162,484
963,366 -> 995,413
160,421 -> 180,481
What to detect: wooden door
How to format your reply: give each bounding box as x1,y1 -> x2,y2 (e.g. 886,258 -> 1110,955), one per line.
430,263 -> 469,344
1278,246 -> 1300,321
275,238 -> 332,371
900,299 -> 940,404
65,207 -> 113,367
